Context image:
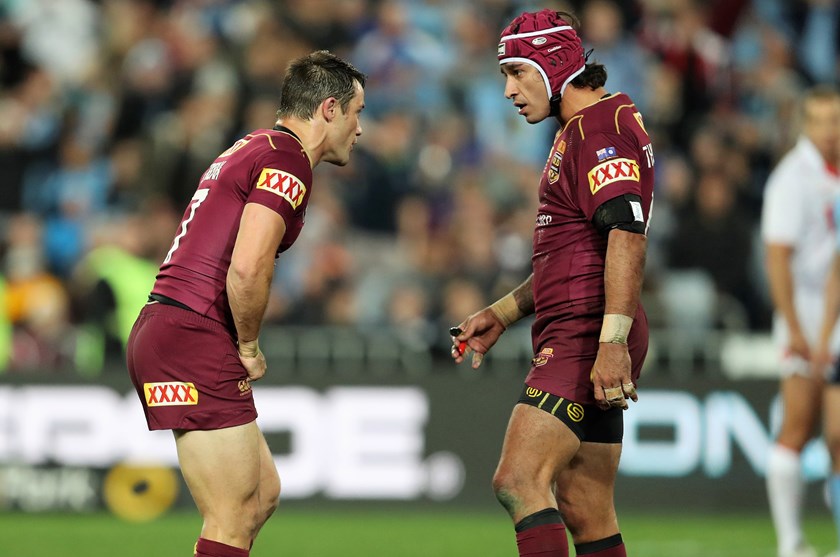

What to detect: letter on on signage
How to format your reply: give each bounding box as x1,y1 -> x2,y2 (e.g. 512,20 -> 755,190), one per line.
621,391 -> 701,477
325,387 -> 428,499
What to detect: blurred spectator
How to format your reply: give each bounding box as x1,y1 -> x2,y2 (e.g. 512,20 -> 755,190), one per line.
640,0 -> 732,148
24,132 -> 111,277
387,279 -> 436,351
351,0 -> 453,118
581,0 -> 652,113
3,213 -> 71,370
795,0 -> 840,85
0,64 -> 60,216
666,170 -> 766,328
69,215 -> 159,375
4,0 -> 99,87
0,273 -> 11,373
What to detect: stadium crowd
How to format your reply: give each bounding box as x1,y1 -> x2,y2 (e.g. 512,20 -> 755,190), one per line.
0,0 -> 835,372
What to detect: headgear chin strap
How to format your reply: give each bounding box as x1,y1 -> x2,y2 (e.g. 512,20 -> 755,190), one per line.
497,9 -> 586,108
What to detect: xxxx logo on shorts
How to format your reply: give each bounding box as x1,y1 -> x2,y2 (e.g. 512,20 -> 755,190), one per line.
532,347 -> 554,367
567,403 -> 584,422
144,382 -> 198,407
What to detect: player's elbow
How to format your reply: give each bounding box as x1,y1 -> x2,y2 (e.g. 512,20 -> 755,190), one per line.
228,255 -> 272,288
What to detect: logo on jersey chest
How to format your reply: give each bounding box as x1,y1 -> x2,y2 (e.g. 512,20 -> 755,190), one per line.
546,141 -> 566,184
256,168 -> 307,209
587,158 -> 640,194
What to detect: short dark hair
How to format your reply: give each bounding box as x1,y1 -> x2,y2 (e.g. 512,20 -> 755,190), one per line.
571,63 -> 608,90
276,50 -> 367,120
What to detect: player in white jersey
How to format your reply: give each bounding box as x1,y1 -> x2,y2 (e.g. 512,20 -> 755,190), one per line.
761,86 -> 840,557
815,178 -> 840,557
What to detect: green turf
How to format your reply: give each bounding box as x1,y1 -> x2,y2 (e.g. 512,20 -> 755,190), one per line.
0,509 -> 835,557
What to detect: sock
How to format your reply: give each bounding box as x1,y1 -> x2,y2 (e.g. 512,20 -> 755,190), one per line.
830,474 -> 840,551
194,538 -> 249,557
514,508 -> 568,557
575,534 -> 626,556
767,444 -> 805,554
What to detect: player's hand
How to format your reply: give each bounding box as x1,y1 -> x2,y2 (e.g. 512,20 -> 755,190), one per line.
238,340 -> 266,381
810,344 -> 832,384
591,342 -> 636,411
450,308 -> 507,369
788,328 -> 811,361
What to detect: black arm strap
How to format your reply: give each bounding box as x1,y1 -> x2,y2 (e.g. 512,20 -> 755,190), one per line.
592,193 -> 645,236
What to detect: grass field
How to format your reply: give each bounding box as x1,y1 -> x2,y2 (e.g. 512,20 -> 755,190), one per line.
1,509 -> 835,557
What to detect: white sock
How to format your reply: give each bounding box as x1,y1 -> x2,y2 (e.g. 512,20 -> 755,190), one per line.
767,444 -> 805,554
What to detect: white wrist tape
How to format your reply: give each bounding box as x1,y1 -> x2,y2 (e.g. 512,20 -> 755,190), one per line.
489,293 -> 524,328
599,314 -> 633,344
238,340 -> 261,358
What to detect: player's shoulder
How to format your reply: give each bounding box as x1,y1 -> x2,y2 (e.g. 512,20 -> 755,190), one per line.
234,128 -> 312,177
777,141 -> 818,171
577,93 -> 646,139
247,128 -> 306,156
766,142 -> 817,190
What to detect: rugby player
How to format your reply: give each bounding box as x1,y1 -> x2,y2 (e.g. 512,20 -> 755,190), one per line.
451,10 -> 654,557
770,87 -> 840,557
126,50 -> 365,557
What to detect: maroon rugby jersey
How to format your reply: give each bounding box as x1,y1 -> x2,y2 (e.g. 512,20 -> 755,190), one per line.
152,128 -> 312,332
532,93 -> 654,334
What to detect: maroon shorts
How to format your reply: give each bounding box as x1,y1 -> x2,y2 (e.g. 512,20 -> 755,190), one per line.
526,300 -> 648,405
126,302 -> 257,431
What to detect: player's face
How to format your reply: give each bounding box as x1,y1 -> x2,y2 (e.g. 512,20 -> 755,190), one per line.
325,81 -> 365,166
500,62 -> 550,123
803,97 -> 840,163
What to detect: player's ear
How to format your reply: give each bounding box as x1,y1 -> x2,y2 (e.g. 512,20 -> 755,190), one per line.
321,97 -> 338,122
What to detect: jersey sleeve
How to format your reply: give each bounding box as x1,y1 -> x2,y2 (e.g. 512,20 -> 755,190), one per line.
576,131 -> 643,220
760,163 -> 805,246
245,149 -> 312,225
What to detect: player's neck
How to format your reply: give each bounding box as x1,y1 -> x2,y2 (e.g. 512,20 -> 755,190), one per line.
809,139 -> 840,168
275,118 -> 325,169
558,87 -> 609,123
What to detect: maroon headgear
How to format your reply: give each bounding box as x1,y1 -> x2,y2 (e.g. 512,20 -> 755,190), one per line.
497,9 -> 586,102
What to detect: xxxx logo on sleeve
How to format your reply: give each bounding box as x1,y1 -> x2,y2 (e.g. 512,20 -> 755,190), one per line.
144,382 -> 199,407
256,168 -> 307,209
587,158 -> 639,194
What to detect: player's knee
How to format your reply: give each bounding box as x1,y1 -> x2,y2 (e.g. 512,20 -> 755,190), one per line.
492,470 -> 525,514
826,435 -> 840,463
263,476 -> 281,518
555,500 -> 586,537
556,487 -> 616,540
775,433 -> 810,453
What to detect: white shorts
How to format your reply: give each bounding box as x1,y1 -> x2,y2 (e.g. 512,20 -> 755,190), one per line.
772,290 -> 840,378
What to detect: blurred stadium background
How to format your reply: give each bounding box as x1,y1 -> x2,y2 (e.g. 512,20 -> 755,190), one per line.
0,0 -> 839,555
